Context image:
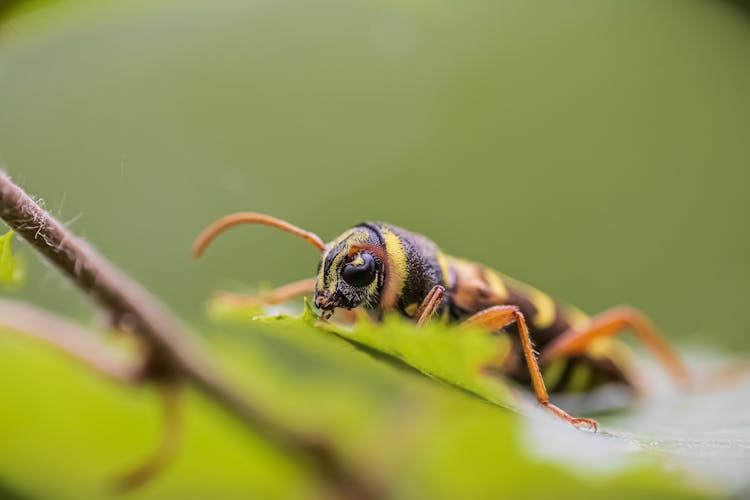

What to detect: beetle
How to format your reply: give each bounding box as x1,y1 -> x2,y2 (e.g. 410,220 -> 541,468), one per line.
192,212 -> 692,430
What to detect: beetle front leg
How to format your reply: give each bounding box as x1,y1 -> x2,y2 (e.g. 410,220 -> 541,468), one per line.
414,285 -> 446,326
213,277 -> 316,309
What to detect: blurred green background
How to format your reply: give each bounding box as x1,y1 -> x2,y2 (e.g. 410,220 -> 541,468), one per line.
2,0 -> 750,350
1,1 -> 750,499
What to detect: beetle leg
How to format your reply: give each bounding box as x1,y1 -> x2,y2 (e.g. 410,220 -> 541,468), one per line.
461,305 -> 598,431
414,285 -> 446,326
539,306 -> 691,390
213,277 -> 316,309
214,278 -> 365,323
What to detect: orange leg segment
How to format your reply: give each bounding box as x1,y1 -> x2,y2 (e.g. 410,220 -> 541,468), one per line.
461,305 -> 598,431
540,306 -> 690,389
415,285 -> 445,327
214,278 -> 363,323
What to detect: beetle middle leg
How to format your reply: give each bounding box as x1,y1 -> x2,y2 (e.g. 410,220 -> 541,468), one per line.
461,305 -> 598,431
539,306 -> 691,389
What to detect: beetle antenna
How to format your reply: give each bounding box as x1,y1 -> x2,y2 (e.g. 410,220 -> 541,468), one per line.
192,212 -> 325,257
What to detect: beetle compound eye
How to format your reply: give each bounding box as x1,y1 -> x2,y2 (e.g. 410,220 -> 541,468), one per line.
341,252 -> 376,287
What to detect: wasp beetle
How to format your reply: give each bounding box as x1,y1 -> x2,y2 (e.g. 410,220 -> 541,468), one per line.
193,213 -> 695,430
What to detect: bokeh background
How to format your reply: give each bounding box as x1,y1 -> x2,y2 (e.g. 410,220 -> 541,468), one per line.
2,0 -> 750,349
1,1 -> 749,499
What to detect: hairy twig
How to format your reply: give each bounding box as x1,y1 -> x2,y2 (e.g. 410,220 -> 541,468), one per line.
0,171 -> 376,500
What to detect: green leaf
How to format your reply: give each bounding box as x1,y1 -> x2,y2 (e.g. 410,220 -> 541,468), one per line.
0,230 -> 24,287
0,322 -> 711,500
210,296 -> 750,498
220,297 -> 519,411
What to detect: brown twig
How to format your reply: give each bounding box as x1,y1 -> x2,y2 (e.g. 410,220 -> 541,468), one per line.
0,171 -> 376,500
114,380 -> 184,492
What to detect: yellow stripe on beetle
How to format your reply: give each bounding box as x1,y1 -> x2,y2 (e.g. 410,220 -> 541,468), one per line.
485,269 -> 509,301
381,227 -> 408,310
528,289 -> 556,329
503,275 -> 556,329
436,251 -> 453,288
404,302 -> 419,316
